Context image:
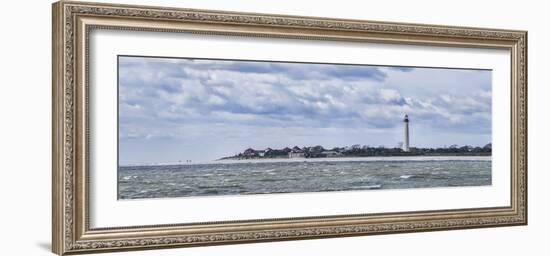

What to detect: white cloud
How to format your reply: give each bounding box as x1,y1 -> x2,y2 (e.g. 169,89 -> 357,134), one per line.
118,56 -> 492,163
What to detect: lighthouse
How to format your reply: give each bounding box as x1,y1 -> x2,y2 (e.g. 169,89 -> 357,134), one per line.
403,114 -> 410,152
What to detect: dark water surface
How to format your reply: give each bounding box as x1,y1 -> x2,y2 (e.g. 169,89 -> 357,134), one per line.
118,157 -> 491,199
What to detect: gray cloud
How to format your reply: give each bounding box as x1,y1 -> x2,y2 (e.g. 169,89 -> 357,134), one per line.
118,56 -> 492,163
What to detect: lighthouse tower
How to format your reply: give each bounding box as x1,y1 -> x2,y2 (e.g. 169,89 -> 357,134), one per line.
403,114 -> 410,152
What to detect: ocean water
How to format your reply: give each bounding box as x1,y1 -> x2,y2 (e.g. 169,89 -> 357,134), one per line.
118,156 -> 491,200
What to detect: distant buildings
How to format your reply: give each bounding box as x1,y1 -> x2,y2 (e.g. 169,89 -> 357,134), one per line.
219,116 -> 492,160
288,146 -> 344,158
242,147 -> 291,158
237,145 -> 345,159
222,142 -> 491,160
322,151 -> 341,157
288,147 -> 305,158
243,148 -> 262,157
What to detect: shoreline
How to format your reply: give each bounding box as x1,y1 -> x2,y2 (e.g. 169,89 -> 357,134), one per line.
120,155 -> 492,167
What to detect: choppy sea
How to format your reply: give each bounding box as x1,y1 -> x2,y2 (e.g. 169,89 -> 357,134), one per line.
118,156 -> 491,200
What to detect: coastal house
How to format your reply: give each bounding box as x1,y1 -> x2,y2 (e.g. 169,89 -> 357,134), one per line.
288,151 -> 305,158
289,146 -> 306,158
243,148 -> 266,157
243,148 -> 255,156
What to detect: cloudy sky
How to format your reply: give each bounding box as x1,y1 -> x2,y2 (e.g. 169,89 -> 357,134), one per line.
118,56 -> 492,164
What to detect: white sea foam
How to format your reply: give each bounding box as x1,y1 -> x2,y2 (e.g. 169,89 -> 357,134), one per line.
121,156 -> 492,167
359,184 -> 382,189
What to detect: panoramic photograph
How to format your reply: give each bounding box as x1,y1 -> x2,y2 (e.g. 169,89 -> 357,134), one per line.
117,55 -> 492,200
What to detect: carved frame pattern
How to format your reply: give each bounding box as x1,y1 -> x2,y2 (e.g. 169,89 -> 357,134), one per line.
52,1 -> 527,255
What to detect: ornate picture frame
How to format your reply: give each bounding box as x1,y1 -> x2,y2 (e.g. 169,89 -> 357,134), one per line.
52,1 -> 527,255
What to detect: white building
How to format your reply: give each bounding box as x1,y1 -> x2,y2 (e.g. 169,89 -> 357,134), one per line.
288,147 -> 306,158
403,114 -> 410,152
288,151 -> 305,158
322,151 -> 341,158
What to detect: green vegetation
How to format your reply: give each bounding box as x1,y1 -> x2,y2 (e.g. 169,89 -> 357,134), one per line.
221,143 -> 492,160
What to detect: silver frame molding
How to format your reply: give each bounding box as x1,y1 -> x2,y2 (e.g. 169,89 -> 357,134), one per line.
52,1 -> 527,255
